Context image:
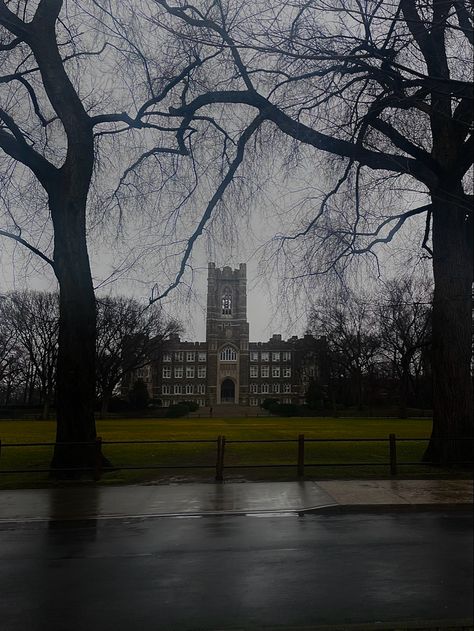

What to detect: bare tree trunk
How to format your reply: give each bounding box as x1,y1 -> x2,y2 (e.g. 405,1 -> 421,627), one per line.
22,364 -> 30,404
42,396 -> 50,420
424,192 -> 473,465
100,390 -> 112,418
399,359 -> 410,419
28,365 -> 36,405
49,195 -> 98,476
356,367 -> 363,410
5,379 -> 12,406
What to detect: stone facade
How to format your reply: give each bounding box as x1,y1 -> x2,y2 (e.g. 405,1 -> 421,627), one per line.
131,263 -> 326,408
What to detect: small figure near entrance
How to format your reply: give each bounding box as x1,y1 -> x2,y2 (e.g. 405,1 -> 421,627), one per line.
209,406 -> 213,417
221,378 -> 235,404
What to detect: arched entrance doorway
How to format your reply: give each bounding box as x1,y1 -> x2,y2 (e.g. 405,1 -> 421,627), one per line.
220,378 -> 235,404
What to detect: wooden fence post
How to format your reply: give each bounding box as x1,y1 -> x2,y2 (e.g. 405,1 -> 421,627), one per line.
389,433 -> 397,476
94,437 -> 103,481
297,434 -> 305,478
215,435 -> 222,481
219,435 -> 226,482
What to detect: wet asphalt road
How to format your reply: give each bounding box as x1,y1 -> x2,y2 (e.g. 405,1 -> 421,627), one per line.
0,510 -> 472,631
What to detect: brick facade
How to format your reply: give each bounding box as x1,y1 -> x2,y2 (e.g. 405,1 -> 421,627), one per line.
130,263 -> 326,408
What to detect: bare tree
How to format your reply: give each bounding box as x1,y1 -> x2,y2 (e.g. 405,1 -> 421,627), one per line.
1,291 -> 58,418
0,0 -> 207,473
151,0 -> 473,464
96,296 -> 181,415
378,277 -> 432,418
0,297 -> 24,405
309,294 -> 381,410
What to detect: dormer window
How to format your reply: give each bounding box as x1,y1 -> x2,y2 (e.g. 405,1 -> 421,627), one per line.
222,289 -> 232,315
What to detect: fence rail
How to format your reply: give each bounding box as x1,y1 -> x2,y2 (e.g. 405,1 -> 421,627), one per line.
0,435 -> 472,481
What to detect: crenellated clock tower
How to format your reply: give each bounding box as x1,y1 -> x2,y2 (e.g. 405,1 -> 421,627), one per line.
206,262 -> 249,405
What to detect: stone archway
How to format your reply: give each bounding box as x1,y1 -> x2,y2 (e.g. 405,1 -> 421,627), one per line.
220,378 -> 235,404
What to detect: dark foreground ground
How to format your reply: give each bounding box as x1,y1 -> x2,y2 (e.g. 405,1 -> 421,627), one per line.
0,510 -> 472,631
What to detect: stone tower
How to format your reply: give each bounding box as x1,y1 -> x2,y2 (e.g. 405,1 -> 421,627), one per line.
206,262 -> 249,405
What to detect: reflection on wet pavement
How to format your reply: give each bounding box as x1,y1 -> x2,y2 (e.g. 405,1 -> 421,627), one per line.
0,479 -> 471,521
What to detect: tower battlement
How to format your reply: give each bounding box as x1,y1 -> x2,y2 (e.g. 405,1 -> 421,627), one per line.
206,262 -> 249,404
206,262 -> 247,324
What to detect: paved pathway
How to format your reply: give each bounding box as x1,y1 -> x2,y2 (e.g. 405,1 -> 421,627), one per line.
0,479 -> 471,522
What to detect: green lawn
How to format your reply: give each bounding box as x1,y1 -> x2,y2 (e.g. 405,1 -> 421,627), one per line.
0,416 -> 466,489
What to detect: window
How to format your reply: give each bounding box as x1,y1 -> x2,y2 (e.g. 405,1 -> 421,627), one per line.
272,352 -> 280,362
283,367 -> 291,378
136,366 -> 150,379
186,366 -> 195,379
174,384 -> 182,395
185,384 -> 194,395
250,383 -> 258,393
261,383 -> 269,394
198,352 -> 206,362
220,346 -> 237,361
162,385 -> 171,395
198,366 -> 206,378
162,400 -> 170,407
261,351 -> 269,362
186,351 -> 195,362
163,352 -> 172,362
272,366 -> 280,378
283,383 -> 291,393
198,399 -> 206,407
162,366 -> 171,379
249,398 -> 259,406
250,351 -> 259,362
282,351 -> 291,362
283,397 -> 292,404
272,383 -> 280,393
174,366 -> 183,378
174,351 -> 184,362
261,365 -> 269,378
222,289 -> 232,315
250,365 -> 258,378
197,384 -> 206,394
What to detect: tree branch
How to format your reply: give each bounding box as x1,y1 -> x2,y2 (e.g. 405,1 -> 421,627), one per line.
171,90 -> 438,187
0,229 -> 55,268
148,114 -> 263,305
113,145 -> 186,199
155,0 -> 255,91
0,1 -> 30,38
454,0 -> 474,45
0,35 -> 22,50
422,207 -> 433,257
352,204 -> 432,254
0,121 -> 57,186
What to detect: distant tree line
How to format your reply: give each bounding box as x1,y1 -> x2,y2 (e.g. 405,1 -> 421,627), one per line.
305,276 -> 433,416
0,291 -> 180,416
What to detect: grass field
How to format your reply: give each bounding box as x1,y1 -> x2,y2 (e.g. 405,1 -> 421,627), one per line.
0,416 -> 466,489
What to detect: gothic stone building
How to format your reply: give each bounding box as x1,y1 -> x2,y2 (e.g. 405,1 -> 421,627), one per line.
135,263 -> 326,408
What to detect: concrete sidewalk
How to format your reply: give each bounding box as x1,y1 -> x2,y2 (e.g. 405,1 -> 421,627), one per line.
0,479 -> 471,522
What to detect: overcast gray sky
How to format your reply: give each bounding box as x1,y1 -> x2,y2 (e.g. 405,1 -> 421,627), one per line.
0,1 -> 434,343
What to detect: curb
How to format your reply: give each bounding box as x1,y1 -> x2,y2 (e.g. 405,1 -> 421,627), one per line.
302,502 -> 473,515
218,619 -> 474,630
0,502 -> 471,524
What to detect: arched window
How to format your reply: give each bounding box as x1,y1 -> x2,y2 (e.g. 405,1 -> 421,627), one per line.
220,346 -> 237,362
221,289 -> 232,315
